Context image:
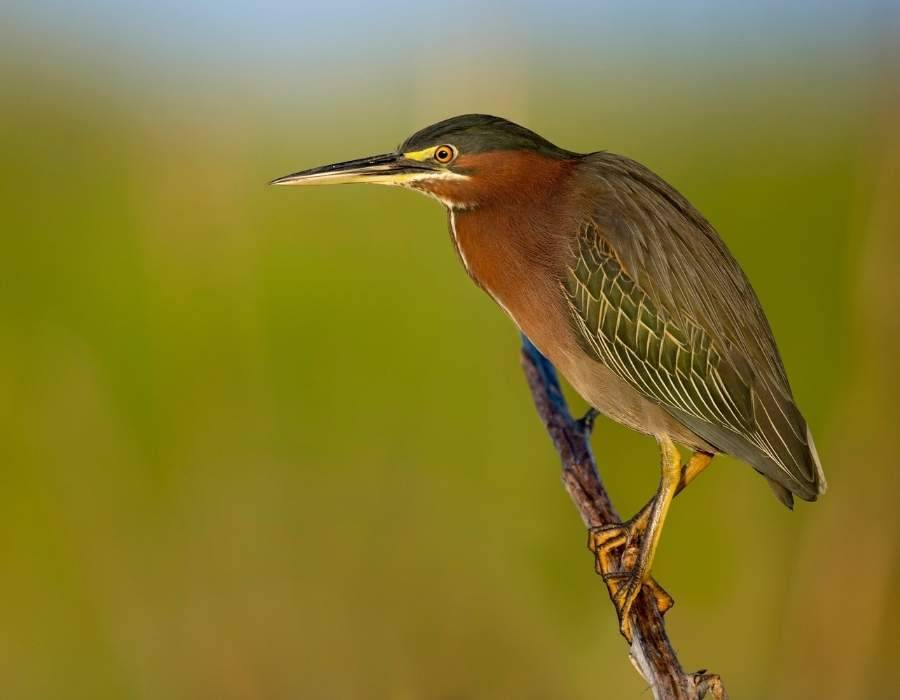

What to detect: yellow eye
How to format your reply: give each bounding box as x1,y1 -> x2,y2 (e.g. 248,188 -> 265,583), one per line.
433,145 -> 456,164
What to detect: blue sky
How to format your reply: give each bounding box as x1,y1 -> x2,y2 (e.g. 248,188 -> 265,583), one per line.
9,0 -> 896,70
5,0 -> 895,128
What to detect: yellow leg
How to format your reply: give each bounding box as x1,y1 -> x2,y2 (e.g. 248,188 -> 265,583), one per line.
589,438 -> 698,641
592,450 -> 714,559
677,450 -> 714,496
590,449 -> 714,565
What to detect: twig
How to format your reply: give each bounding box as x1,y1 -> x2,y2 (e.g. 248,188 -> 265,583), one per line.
520,335 -> 726,700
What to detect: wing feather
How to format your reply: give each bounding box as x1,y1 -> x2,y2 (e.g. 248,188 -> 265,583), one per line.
563,153 -> 826,503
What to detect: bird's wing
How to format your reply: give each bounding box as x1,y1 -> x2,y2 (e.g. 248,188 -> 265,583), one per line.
563,152 -> 825,504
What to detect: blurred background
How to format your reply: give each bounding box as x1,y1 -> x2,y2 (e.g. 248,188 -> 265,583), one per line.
2,1 -> 899,698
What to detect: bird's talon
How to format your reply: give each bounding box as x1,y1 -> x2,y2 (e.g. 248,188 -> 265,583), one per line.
577,407 -> 600,433
588,509 -> 651,560
588,524 -> 629,574
646,576 -> 675,615
601,571 -> 629,583
601,570 -> 673,618
587,523 -> 628,553
610,574 -> 641,641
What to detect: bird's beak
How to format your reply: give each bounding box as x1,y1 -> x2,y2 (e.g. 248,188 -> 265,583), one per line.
270,152 -> 438,187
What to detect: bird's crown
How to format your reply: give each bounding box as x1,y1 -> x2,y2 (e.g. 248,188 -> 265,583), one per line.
399,114 -> 569,158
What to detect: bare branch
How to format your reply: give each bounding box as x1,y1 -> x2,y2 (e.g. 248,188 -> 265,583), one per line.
520,335 -> 726,700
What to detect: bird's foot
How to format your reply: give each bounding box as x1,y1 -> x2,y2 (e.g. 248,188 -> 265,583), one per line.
588,505 -> 652,571
577,407 -> 600,434
588,508 -> 673,641
600,570 -> 674,641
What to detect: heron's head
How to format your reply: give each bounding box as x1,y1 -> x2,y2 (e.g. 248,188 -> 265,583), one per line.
271,114 -> 575,209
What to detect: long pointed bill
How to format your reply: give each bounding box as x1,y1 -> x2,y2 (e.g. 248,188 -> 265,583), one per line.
270,152 -> 439,187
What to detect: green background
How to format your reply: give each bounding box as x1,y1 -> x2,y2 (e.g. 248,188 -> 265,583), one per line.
2,3 -> 899,697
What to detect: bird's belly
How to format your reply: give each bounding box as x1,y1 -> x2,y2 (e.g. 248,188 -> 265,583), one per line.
560,348 -> 713,450
561,352 -> 667,434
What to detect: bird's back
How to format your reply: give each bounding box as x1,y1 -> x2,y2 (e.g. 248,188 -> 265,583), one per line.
563,152 -> 826,506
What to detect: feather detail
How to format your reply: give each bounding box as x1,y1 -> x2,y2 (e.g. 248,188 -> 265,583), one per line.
563,153 -> 826,504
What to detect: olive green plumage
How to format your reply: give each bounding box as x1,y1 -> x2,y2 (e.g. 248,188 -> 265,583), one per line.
564,151 -> 826,507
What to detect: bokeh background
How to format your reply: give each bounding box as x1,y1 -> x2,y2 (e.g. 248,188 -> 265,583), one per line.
2,1 -> 900,698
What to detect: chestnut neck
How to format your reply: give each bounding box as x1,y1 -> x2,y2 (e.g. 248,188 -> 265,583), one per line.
446,152 -> 580,323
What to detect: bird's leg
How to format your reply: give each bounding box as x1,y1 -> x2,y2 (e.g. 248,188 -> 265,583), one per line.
589,450 -> 713,571
588,437 -> 685,641
676,449 -> 715,497
589,450 -> 713,561
595,451 -> 713,627
612,450 -> 715,542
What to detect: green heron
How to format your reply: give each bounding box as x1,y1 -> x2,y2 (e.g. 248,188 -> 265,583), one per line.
272,114 -> 826,639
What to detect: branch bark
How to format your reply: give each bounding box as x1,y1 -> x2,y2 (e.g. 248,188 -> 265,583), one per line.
520,335 -> 726,700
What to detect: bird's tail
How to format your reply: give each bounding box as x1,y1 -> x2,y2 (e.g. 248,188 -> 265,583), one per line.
765,425 -> 826,508
755,383 -> 826,508
806,425 -> 828,495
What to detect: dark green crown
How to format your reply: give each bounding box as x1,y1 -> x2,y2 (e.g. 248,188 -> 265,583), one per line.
399,114 -> 571,158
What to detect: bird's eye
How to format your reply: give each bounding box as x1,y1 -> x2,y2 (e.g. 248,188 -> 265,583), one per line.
433,145 -> 456,164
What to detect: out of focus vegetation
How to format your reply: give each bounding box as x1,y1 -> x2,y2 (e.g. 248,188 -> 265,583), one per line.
1,4 -> 898,698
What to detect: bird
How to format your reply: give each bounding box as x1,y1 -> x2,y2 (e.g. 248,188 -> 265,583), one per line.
271,114 -> 827,639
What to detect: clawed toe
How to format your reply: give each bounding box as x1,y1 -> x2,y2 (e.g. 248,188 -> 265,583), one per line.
587,509 -> 650,572
601,570 -> 673,641
603,571 -> 642,640
587,523 -> 629,572
588,512 -> 674,641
